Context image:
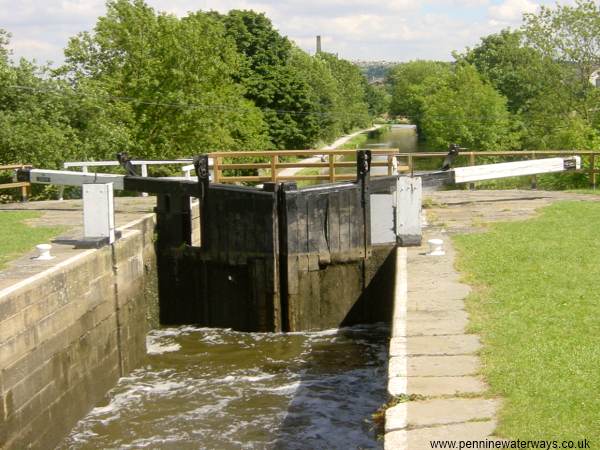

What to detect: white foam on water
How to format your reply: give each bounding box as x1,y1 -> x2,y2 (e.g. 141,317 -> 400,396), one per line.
123,432 -> 191,449
184,397 -> 232,417
288,327 -> 340,337
237,373 -> 276,383
69,429 -> 98,443
260,380 -> 302,395
146,338 -> 181,355
61,323 -> 389,449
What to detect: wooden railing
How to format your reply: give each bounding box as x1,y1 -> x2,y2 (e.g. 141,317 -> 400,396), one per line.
0,164 -> 31,201
208,148 -> 405,183
398,150 -> 600,188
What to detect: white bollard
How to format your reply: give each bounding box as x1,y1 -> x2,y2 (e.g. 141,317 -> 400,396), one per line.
34,244 -> 54,260
427,238 -> 445,256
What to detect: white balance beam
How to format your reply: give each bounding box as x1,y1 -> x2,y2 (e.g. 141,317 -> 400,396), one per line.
28,169 -> 126,190
453,157 -> 580,183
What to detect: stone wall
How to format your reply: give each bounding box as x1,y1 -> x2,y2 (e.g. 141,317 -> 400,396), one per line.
0,214 -> 157,450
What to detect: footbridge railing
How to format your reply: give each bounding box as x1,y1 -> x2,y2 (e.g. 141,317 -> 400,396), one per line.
0,164 -> 31,201
191,148 -> 405,184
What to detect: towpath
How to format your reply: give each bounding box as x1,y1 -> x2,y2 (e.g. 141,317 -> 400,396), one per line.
385,189 -> 600,449
277,125 -> 381,178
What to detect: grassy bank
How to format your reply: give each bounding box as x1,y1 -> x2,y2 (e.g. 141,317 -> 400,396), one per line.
296,131 -> 371,187
337,132 -> 369,150
453,201 -> 600,441
0,211 -> 64,269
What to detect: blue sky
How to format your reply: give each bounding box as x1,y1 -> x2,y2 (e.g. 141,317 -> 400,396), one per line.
0,0 -> 574,65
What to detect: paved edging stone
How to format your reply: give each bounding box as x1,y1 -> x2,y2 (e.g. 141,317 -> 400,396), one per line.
385,236 -> 498,449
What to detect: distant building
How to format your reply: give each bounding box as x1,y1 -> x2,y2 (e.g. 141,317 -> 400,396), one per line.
590,69 -> 600,87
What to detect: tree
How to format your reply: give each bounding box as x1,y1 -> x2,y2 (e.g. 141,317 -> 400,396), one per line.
460,30 -> 556,114
387,60 -> 453,127
216,10 -> 308,149
61,0 -> 271,159
523,0 -> 600,126
288,47 -> 342,144
0,31 -> 82,169
420,64 -> 516,150
364,82 -> 389,118
318,52 -> 371,133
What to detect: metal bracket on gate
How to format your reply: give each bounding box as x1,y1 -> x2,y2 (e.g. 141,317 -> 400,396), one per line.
116,152 -> 138,176
193,154 -> 210,200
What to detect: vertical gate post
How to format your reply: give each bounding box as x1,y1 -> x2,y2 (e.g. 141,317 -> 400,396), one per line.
275,182 -> 297,332
357,150 -> 372,293
194,154 -> 210,248
357,150 -> 372,256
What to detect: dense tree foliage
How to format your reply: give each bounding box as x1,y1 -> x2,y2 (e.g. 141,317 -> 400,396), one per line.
461,30 -> 551,114
421,64 -> 515,150
62,1 -> 271,159
0,0 -> 376,177
388,60 -> 453,126
387,0 -> 600,153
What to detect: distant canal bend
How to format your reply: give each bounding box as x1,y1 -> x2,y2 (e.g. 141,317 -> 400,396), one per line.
365,124 -> 417,152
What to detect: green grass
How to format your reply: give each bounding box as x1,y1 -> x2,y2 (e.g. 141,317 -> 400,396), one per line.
338,132 -> 368,149
0,211 -> 65,269
566,188 -> 600,195
453,201 -> 600,441
296,167 -> 323,188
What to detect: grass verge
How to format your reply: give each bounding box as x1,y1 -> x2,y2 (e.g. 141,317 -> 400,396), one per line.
338,132 -> 368,150
453,201 -> 600,441
566,188 -> 600,196
0,211 -> 65,269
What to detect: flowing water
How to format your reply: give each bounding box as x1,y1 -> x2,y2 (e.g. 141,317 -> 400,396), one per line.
60,324 -> 389,449
58,126 -> 407,449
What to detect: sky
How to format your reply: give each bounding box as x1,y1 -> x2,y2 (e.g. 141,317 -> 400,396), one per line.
0,0 -> 575,65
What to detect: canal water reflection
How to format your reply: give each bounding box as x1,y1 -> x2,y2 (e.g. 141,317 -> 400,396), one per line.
60,323 -> 389,449
364,124 -> 418,152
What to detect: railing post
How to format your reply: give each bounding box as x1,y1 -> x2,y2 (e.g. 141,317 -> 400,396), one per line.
329,152 -> 335,183
387,155 -> 393,176
141,163 -> 149,197
214,156 -> 221,183
530,151 -> 537,190
271,155 -> 278,182
20,180 -> 29,202
590,154 -> 596,189
408,154 -> 414,177
468,152 -> 475,190
58,163 -> 67,200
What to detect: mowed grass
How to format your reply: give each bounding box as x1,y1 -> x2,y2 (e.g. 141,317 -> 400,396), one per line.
453,201 -> 600,441
0,211 -> 65,269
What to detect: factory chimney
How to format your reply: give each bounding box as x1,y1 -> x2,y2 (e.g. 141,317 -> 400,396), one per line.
316,35 -> 322,53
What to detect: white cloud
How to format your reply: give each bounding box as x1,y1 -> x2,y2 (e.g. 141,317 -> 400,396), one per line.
0,0 -> 563,64
488,0 -> 538,24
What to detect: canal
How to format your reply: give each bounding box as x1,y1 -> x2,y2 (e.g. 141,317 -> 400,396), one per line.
60,324 -> 389,449
58,126 -> 412,449
364,124 -> 418,152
